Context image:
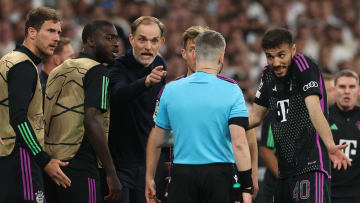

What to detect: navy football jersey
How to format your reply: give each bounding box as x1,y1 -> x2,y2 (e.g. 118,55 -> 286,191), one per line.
329,105 -> 360,198
254,53 -> 330,178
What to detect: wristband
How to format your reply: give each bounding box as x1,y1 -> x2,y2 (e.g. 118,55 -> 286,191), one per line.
237,169 -> 253,189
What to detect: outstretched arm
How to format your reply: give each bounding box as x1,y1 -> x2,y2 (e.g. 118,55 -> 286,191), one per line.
110,65 -> 166,104
248,104 -> 268,129
305,95 -> 351,170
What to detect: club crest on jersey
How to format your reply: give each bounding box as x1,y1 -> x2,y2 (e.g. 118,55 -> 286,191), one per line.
35,190 -> 44,203
303,81 -> 318,91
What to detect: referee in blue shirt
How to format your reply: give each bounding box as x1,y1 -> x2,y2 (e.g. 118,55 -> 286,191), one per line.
145,30 -> 253,203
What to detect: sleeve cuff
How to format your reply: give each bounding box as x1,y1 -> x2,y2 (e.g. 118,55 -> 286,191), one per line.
138,76 -> 148,88
228,117 -> 249,130
303,91 -> 322,100
155,122 -> 171,130
34,151 -> 52,169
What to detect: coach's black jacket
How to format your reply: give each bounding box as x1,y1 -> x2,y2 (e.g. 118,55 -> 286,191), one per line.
108,49 -> 166,168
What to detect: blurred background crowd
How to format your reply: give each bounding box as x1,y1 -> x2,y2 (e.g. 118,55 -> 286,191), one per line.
1,0 -> 360,102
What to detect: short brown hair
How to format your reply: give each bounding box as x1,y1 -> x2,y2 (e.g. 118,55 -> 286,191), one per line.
131,16 -> 164,36
25,7 -> 61,37
334,69 -> 359,85
182,26 -> 209,48
42,37 -> 71,63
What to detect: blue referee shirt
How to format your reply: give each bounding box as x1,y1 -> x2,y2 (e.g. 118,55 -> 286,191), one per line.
156,72 -> 248,164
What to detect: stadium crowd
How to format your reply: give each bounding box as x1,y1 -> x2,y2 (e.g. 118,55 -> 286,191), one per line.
2,0 -> 360,102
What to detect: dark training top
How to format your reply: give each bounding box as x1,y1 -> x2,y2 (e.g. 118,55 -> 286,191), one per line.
0,45 -> 50,168
329,104 -> 360,198
108,49 -> 166,168
254,53 -> 330,179
44,53 -> 109,177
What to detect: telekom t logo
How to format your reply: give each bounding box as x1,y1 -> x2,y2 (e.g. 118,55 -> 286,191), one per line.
277,99 -> 289,122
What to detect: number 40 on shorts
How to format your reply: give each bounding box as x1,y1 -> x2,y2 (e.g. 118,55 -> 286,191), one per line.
292,180 -> 310,201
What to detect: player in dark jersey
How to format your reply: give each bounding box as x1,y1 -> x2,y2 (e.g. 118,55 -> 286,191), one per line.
256,112 -> 278,203
329,69 -> 360,203
248,28 -> 351,203
0,7 -> 70,203
43,20 -> 121,203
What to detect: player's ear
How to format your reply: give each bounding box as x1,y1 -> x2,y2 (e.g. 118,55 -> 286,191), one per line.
54,55 -> 61,66
218,52 -> 225,65
291,43 -> 296,56
28,27 -> 37,40
87,37 -> 96,48
160,36 -> 165,46
181,49 -> 186,60
129,34 -> 134,47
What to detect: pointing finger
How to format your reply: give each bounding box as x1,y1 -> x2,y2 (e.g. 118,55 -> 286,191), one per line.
154,66 -> 164,71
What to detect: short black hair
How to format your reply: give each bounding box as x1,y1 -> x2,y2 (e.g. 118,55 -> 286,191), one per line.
261,28 -> 293,49
82,20 -> 114,44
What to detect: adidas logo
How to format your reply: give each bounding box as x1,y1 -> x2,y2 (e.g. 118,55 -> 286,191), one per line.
330,124 -> 338,130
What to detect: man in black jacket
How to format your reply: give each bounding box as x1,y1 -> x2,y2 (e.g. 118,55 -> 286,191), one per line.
329,69 -> 360,203
108,16 -> 166,203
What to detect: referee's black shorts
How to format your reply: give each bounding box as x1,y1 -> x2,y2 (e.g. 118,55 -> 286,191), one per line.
168,163 -> 234,203
0,146 -> 45,203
